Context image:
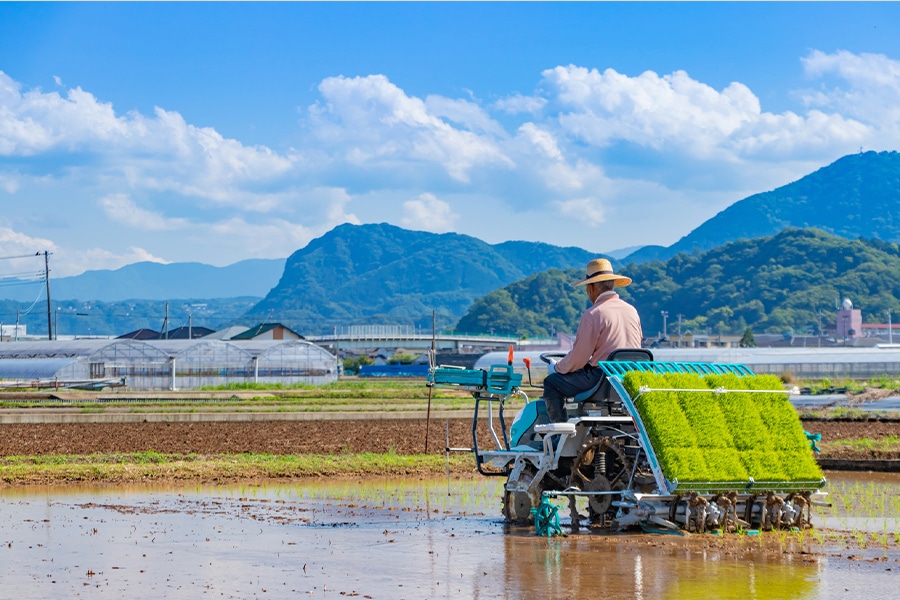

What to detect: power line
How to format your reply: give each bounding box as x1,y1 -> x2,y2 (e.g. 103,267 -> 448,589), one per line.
0,253 -> 45,261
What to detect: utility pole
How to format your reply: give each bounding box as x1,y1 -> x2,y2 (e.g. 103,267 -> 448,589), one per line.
164,301 -> 169,340
661,310 -> 668,343
816,310 -> 822,348
889,310 -> 893,345
677,313 -> 683,347
43,250 -> 52,340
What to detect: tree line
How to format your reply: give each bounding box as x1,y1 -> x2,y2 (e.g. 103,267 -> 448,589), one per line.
455,228 -> 900,338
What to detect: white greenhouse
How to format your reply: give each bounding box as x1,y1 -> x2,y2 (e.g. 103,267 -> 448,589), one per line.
0,339 -> 339,390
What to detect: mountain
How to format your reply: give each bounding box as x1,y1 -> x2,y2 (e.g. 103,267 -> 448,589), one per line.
455,228 -> 900,337
625,151 -> 900,263
0,258 -> 286,302
245,223 -> 601,334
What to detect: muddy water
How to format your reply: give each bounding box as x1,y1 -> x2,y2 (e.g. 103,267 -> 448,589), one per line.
1,472 -> 897,599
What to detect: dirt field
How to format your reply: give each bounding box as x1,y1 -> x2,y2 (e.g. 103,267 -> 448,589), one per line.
0,418 -> 896,460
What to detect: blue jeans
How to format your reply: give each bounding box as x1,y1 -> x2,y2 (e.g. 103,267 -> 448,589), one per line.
543,364 -> 604,422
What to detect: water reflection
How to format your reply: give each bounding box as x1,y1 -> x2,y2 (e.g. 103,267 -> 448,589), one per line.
0,472 -> 897,599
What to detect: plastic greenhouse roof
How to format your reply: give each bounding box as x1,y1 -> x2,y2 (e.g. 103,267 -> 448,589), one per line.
0,357 -> 80,380
0,340 -> 112,359
0,339 -> 336,360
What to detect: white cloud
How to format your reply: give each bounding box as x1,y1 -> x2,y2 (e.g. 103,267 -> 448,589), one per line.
62,246 -> 170,276
4,49 -> 900,273
798,50 -> 900,147
207,217 -> 325,259
540,64 -> 870,160
98,193 -> 189,231
0,172 -> 19,193
554,197 -> 605,227
0,227 -> 56,272
515,123 -> 563,161
0,71 -> 295,210
494,93 -> 547,115
401,193 -> 458,233
425,95 -> 506,136
309,74 -> 514,182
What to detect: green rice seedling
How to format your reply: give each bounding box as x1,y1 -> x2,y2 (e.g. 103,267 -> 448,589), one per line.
624,371 -> 822,487
810,528 -> 825,544
700,449 -> 749,482
779,451 -> 823,481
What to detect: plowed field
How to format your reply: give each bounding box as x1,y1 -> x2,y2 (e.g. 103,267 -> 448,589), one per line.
0,418 -> 896,460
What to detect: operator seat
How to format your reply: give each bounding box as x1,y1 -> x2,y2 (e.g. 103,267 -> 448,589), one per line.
571,348 -> 654,413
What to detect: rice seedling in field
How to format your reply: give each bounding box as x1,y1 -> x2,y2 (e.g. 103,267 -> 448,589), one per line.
623,372 -> 823,487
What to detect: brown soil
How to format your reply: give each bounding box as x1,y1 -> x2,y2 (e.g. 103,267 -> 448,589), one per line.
0,417 -> 896,459
802,419 -> 900,460
0,418 -> 481,456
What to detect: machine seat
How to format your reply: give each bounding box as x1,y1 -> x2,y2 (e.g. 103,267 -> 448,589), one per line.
572,348 -> 653,404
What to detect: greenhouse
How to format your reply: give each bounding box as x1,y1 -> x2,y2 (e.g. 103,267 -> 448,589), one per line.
0,339 -> 339,390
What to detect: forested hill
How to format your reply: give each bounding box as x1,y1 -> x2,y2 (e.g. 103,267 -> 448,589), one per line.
455,228 -> 900,338
245,222 -> 600,334
627,151 -> 900,263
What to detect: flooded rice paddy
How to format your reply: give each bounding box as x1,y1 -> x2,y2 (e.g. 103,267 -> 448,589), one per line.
2,471 -> 898,599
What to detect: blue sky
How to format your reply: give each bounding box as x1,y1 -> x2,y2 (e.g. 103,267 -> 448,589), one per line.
2,2 -> 900,277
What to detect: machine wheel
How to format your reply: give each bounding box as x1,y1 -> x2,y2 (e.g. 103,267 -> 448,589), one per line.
567,436 -> 631,523
584,474 -> 613,515
502,490 -> 536,523
502,464 -> 546,523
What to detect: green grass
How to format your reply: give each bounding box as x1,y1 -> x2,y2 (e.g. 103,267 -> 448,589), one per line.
0,452 -> 474,484
624,371 -> 823,490
824,435 -> 900,453
0,377 -> 502,411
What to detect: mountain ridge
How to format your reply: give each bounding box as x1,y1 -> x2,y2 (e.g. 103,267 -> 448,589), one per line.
245,222 -> 602,334
0,258 -> 286,302
455,228 -> 900,338
624,150 -> 900,263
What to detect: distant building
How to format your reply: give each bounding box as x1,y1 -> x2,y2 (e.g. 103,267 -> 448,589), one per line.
202,325 -> 251,340
118,327 -> 215,340
118,328 -> 162,340
0,324 -> 25,341
861,323 -> 900,338
230,323 -> 304,341
166,326 -> 216,340
836,298 -> 862,339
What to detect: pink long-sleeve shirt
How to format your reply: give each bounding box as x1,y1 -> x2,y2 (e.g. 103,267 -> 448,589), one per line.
554,291 -> 643,374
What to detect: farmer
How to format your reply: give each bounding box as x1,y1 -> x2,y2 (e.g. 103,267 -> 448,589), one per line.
544,258 -> 643,422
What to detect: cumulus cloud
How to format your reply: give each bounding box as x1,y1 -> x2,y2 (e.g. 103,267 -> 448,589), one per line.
539,64 -> 870,160
798,50 -> 900,144
4,50 -> 900,270
0,230 -> 51,256
425,95 -> 506,136
309,74 -> 514,182
401,193 -> 458,233
0,71 -> 294,209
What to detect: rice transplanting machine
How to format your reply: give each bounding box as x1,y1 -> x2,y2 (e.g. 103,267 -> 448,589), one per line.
427,348 -> 827,534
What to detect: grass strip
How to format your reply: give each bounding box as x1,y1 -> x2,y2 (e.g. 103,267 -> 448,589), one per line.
0,452 -> 475,485
823,435 -> 900,453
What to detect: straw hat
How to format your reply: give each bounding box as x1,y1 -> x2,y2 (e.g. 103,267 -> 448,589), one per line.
573,258 -> 632,287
